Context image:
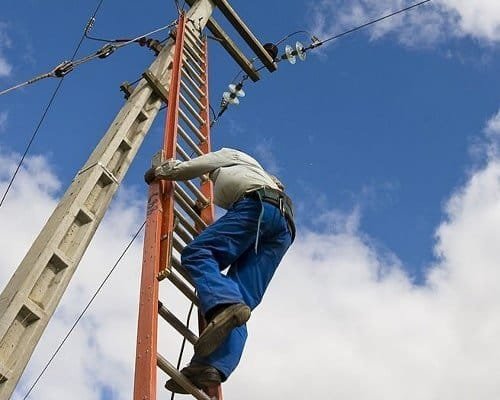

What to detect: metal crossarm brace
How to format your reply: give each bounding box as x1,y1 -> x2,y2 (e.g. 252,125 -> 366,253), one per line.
212,0 -> 276,71
184,0 -> 263,82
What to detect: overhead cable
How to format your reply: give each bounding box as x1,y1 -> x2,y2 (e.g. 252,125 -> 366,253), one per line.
0,0 -> 106,209
210,0 -> 433,127
305,0 -> 433,50
0,21 -> 176,98
22,221 -> 146,400
274,30 -> 316,46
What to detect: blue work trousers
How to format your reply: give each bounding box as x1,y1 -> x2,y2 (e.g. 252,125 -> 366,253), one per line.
181,197 -> 293,379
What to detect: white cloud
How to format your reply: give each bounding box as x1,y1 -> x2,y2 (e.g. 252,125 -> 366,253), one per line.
254,139 -> 281,175
226,113 -> 500,399
0,112 -> 7,132
485,109 -> 500,136
481,108 -> 500,159
1,108 -> 500,399
0,23 -> 13,78
308,0 -> 500,47
0,150 -> 144,400
445,0 -> 500,43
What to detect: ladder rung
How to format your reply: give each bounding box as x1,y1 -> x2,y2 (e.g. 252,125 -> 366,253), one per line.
183,40 -> 204,63
158,302 -> 198,344
171,255 -> 194,286
180,80 -> 205,110
175,147 -> 208,182
185,27 -> 204,48
180,93 -> 205,125
183,180 -> 209,206
184,31 -> 205,56
174,208 -> 198,237
183,43 -> 205,70
173,234 -> 185,254
174,183 -> 199,209
174,190 -> 208,230
183,48 -> 204,72
176,144 -> 191,161
174,221 -> 194,245
174,187 -> 195,212
179,109 -> 204,141
178,123 -> 204,156
182,62 -> 204,86
181,71 -> 205,97
157,354 -> 211,400
166,265 -> 199,306
183,52 -> 204,76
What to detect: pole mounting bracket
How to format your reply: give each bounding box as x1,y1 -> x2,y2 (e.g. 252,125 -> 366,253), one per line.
142,70 -> 169,104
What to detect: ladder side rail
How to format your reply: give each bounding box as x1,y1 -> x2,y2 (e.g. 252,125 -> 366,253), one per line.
159,11 -> 187,278
133,12 -> 187,400
194,33 -> 223,400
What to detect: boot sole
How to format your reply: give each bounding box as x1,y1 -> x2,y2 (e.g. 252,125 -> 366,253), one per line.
195,304 -> 251,357
165,377 -> 220,395
165,366 -> 221,394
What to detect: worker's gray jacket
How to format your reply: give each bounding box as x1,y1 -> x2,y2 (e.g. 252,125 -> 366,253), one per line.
155,148 -> 280,209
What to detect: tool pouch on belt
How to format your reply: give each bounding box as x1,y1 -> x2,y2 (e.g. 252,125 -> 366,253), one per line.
247,187 -> 296,242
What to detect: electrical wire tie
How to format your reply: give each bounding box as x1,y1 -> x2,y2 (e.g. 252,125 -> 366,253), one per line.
84,17 -> 95,36
52,61 -> 74,78
97,44 -> 116,59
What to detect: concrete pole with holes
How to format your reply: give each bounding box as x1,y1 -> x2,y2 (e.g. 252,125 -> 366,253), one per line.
0,1 -> 215,398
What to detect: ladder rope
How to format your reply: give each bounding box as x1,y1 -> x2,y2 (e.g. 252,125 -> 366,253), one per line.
171,300 -> 196,400
22,221 -> 146,400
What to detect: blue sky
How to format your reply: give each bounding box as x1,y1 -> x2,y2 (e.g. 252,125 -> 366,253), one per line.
1,1 -> 500,399
1,0 -> 498,279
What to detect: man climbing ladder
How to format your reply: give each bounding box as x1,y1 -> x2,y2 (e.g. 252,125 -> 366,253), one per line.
145,147 -> 295,392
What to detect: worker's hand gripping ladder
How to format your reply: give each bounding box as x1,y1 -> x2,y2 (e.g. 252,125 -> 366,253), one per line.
134,14 -> 220,400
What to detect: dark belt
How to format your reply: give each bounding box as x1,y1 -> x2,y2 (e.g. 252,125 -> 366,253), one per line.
244,187 -> 296,241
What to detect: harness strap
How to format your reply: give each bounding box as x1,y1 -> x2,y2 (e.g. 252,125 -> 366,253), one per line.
245,187 -> 296,244
254,190 -> 265,253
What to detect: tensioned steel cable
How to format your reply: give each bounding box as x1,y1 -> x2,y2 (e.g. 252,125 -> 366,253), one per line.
0,22 -> 176,98
0,21 -> 176,210
22,220 -> 146,400
0,0 -> 106,209
212,0 -> 433,126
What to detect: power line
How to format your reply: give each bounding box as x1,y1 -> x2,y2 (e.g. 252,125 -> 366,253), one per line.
0,22 -> 176,98
211,0 -> 433,127
307,0 -> 432,49
274,30 -> 314,46
22,220 -> 146,400
174,0 -> 182,15
0,0 -> 106,209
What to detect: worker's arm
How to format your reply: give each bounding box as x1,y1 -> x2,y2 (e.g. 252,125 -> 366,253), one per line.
153,148 -> 239,181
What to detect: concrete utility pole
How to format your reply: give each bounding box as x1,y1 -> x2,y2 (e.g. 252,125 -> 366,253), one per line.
0,1 -> 215,398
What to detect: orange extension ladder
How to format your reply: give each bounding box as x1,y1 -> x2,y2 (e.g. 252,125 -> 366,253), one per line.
133,14 -> 221,400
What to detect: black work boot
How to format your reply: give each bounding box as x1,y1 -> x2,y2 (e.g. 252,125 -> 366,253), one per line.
165,362 -> 222,394
194,303 -> 251,357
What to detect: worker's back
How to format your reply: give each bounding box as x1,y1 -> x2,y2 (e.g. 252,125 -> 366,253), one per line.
210,148 -> 279,209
